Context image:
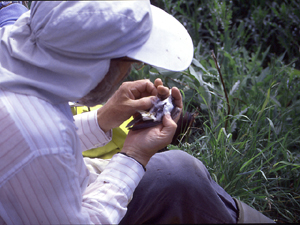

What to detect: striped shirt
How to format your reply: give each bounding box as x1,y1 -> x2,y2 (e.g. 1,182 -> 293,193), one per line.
0,88 -> 145,224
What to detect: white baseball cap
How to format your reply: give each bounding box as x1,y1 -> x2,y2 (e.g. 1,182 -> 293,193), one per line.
127,5 -> 193,71
25,1 -> 193,71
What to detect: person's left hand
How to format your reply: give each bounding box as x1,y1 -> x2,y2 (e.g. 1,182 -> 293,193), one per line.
97,79 -> 169,133
121,84 -> 182,167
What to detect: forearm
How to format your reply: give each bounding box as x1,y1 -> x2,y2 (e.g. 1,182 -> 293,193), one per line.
0,153 -> 145,224
83,153 -> 145,224
74,110 -> 112,152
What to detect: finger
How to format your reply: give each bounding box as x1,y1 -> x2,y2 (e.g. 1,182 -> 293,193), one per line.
136,79 -> 157,97
130,96 -> 155,111
172,107 -> 182,124
171,87 -> 183,108
129,80 -> 157,99
154,78 -> 163,88
161,113 -> 177,142
163,113 -> 177,128
157,85 -> 170,100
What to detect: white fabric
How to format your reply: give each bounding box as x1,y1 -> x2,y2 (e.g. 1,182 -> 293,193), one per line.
0,88 -> 145,224
127,5 -> 193,71
74,110 -> 112,152
0,1 -> 152,104
0,1 -> 193,105
83,157 -> 111,185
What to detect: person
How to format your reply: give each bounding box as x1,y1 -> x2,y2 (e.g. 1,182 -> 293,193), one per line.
0,1 -> 274,224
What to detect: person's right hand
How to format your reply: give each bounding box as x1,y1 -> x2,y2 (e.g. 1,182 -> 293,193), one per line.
97,78 -> 171,133
121,85 -> 183,167
96,79 -> 158,133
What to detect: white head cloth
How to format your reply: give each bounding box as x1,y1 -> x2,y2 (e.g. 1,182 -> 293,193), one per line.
0,1 -> 193,104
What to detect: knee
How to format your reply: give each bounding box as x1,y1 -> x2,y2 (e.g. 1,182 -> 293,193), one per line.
157,150 -> 209,176
148,150 -> 211,188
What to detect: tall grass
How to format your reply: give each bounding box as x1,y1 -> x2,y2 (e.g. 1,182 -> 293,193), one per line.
178,51 -> 300,223
129,0 -> 300,223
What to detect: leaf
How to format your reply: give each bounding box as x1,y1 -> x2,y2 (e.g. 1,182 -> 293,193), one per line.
189,65 -> 203,86
260,170 -> 268,181
192,58 -> 209,74
266,117 -> 277,137
256,67 -> 270,83
257,88 -> 270,121
240,156 -> 260,172
273,161 -> 300,171
229,80 -> 240,95
230,108 -> 250,133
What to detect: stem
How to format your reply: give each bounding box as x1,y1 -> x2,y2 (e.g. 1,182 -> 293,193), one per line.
211,50 -> 230,131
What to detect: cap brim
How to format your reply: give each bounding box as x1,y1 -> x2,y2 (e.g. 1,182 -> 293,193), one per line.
127,5 -> 194,72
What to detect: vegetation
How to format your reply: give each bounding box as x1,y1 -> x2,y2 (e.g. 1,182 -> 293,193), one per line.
128,0 -> 300,223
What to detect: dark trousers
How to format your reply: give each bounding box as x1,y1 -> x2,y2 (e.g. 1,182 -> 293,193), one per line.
120,150 -> 238,224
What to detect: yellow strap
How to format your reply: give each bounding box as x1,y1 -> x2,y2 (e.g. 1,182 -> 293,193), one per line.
71,105 -> 131,159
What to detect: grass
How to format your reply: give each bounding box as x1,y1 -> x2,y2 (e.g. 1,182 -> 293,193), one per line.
128,0 -> 300,223
24,0 -> 300,223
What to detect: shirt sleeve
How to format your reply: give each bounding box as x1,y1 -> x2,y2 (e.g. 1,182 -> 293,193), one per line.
0,153 -> 145,225
82,153 -> 145,223
74,110 -> 112,152
0,89 -> 144,224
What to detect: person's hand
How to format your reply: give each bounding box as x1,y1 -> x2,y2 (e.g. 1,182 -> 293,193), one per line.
121,83 -> 183,167
97,79 -> 167,133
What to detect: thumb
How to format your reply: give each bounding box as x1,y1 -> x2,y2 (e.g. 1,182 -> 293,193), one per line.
130,96 -> 155,111
161,113 -> 177,136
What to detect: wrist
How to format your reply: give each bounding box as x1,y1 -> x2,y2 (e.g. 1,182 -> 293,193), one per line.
117,152 -> 146,171
97,107 -> 111,133
120,147 -> 151,168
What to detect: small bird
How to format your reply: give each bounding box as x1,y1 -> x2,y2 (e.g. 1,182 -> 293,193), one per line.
126,90 -> 180,130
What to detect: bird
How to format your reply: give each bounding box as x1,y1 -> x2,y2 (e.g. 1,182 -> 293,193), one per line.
126,90 -> 180,130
